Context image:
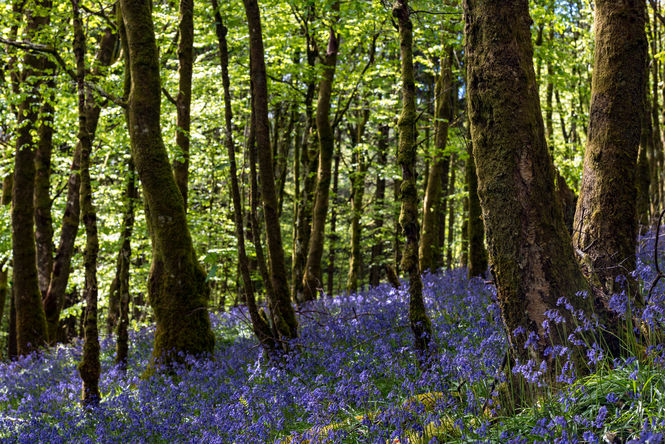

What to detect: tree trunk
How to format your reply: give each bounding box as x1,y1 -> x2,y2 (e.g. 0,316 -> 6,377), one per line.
463,0 -> 601,373
43,25 -> 118,344
72,0 -> 100,404
637,89 -> 652,229
12,0 -> 51,355
572,0 -> 647,298
369,125 -> 389,287
466,137 -> 487,277
34,60 -> 55,299
242,0 -> 298,342
173,0 -> 193,210
213,0 -> 276,353
120,0 -> 215,362
419,46 -> 453,273
327,152 -> 340,296
393,0 -> 435,366
302,13 -> 340,302
346,109 -> 369,294
113,157 -> 135,369
445,157 -> 456,269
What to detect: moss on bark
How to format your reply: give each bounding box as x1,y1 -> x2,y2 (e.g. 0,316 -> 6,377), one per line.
573,0 -> 647,298
120,0 -> 214,363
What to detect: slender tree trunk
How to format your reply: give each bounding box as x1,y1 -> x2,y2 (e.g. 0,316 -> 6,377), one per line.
43,25 -> 118,344
72,0 -> 100,404
12,0 -> 51,355
327,151 -> 340,296
173,0 -> 193,210
446,158 -> 456,269
0,175 -> 12,358
113,157 -> 135,369
346,109 -> 369,294
420,46 -> 453,273
464,0 -> 615,376
34,60 -> 55,299
242,0 -> 298,342
573,0 -> 647,298
213,0 -> 276,353
369,125 -> 389,287
466,137 -> 487,277
393,0 -> 435,366
120,0 -> 215,362
302,12 -> 340,302
637,89 -> 652,228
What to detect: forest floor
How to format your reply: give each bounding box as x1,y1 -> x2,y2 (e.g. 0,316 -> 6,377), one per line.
2,235 -> 665,443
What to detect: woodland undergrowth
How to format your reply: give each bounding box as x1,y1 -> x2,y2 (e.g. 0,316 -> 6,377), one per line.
2,233 -> 665,442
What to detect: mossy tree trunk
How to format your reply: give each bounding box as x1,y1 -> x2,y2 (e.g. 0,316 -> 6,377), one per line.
173,0 -> 193,210
463,0 -> 599,370
213,0 -> 276,354
420,46 -> 453,273
12,0 -> 51,355
346,109 -> 369,294
43,25 -> 118,344
572,0 -> 647,298
120,0 -> 215,362
302,9 -> 340,302
393,0 -> 435,366
637,89 -> 652,229
242,0 -> 298,343
72,0 -> 100,405
369,125 -> 389,287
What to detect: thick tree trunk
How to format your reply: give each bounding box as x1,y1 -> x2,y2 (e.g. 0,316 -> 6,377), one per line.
393,0 -> 435,366
573,0 -> 647,298
72,0 -> 100,405
12,0 -> 51,355
420,47 -> 453,273
43,25 -> 118,344
242,0 -> 298,342
369,125 -> 389,287
466,139 -> 487,277
120,0 -> 215,362
213,0 -> 276,353
173,0 -> 193,210
637,89 -> 652,228
302,16 -> 339,302
463,0 -> 600,371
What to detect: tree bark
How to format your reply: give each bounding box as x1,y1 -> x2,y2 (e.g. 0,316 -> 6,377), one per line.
43,25 -> 118,344
12,0 -> 51,355
420,46 -> 453,273
327,151 -> 340,296
213,0 -> 276,353
72,0 -> 100,405
173,0 -> 193,210
445,157 -> 456,269
242,0 -> 298,343
369,125 -> 389,287
120,0 -> 215,362
34,59 -> 55,299
302,12 -> 340,302
346,109 -> 369,294
463,0 -> 599,372
573,0 -> 647,298
393,0 -> 435,366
